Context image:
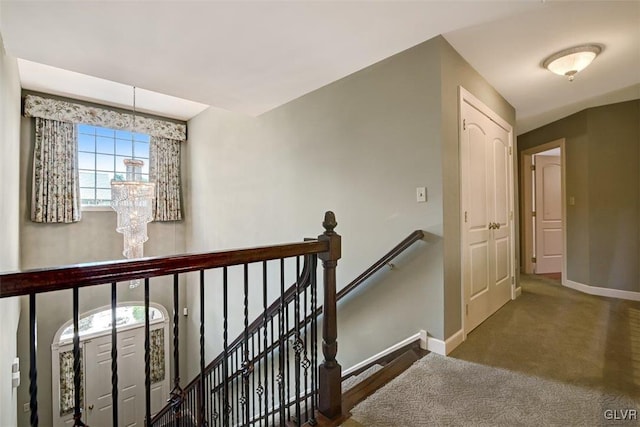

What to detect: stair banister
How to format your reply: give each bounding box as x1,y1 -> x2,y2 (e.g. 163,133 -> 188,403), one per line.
318,211 -> 342,419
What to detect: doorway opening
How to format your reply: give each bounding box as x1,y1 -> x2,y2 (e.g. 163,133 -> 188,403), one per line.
52,302 -> 170,427
521,139 -> 566,281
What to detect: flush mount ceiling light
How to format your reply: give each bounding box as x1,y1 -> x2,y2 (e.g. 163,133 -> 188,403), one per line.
543,44 -> 602,81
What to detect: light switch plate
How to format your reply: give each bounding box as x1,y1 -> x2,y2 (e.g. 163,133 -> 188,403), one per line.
416,187 -> 427,203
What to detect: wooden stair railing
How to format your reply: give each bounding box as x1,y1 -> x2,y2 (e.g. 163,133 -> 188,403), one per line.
336,230 -> 424,302
0,211 -> 342,427
152,228 -> 424,426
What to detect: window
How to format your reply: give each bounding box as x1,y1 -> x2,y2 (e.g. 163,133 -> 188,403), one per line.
78,124 -> 150,207
59,305 -> 163,341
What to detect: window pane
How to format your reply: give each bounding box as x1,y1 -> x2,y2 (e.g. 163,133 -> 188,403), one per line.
115,156 -> 129,173
78,124 -> 94,135
78,152 -> 95,170
96,188 -> 112,202
116,139 -> 133,156
79,171 -> 95,187
134,141 -> 149,158
96,136 -> 114,154
78,133 -> 95,152
80,188 -> 95,201
134,133 -> 150,143
95,172 -> 112,189
116,130 -> 132,140
96,154 -> 114,171
96,127 -> 114,137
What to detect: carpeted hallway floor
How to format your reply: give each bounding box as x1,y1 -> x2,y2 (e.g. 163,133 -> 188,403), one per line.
349,274 -> 640,426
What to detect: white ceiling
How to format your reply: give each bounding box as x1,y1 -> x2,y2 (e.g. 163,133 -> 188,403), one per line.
1,1 -> 639,132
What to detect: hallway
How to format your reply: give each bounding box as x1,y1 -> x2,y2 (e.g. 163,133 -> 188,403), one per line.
452,274 -> 639,401
347,274 -> 640,426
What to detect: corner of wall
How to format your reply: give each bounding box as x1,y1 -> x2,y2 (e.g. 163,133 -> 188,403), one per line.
0,28 -> 23,427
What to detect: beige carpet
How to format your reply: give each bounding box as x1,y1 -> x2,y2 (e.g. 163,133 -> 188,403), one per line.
350,275 -> 640,426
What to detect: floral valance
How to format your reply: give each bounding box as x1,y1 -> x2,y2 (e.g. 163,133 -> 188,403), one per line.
24,94 -> 186,141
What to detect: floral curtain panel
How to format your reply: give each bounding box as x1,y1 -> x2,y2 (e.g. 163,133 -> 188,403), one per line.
24,94 -> 186,140
150,137 -> 182,221
59,350 -> 83,416
32,117 -> 81,223
150,328 -> 165,383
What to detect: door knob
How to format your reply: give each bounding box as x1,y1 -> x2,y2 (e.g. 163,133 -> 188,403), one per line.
495,223 -> 501,229
88,404 -> 94,410
488,222 -> 495,230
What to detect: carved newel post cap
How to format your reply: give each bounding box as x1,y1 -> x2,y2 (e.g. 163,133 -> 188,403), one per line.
323,211 -> 337,233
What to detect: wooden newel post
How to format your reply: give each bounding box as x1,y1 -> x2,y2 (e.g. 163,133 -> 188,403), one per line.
318,211 -> 342,419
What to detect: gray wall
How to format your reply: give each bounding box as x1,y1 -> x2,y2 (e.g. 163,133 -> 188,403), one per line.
518,100 -> 640,292
0,27 -> 22,427
439,40 -> 516,338
184,35 -> 514,376
16,112 -> 188,426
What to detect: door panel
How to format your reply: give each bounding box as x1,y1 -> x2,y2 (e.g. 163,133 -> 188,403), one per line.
85,336 -> 114,426
495,237 -> 509,282
468,126 -> 489,231
493,137 -> 509,226
535,155 -> 562,273
470,242 -> 489,297
119,328 -> 144,426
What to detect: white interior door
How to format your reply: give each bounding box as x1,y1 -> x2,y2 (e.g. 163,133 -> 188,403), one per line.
118,328 -> 145,426
461,92 -> 513,333
84,335 -> 114,426
83,326 -> 167,427
534,155 -> 563,273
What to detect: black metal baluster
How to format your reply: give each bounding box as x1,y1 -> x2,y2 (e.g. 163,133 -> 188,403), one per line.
262,261 -> 269,426
310,255 -> 318,425
294,256 -> 302,425
200,270 -> 207,426
242,264 -> 250,426
169,273 -> 182,427
72,287 -> 86,426
285,286 -> 291,421
29,293 -> 38,427
248,329 -> 262,424
212,364 -> 218,427
111,282 -> 119,427
303,258 -> 310,423
278,259 -> 286,424
209,370 -> 212,425
144,278 -> 151,426
223,267 -> 230,427
270,315 -> 275,426
234,350 -> 239,425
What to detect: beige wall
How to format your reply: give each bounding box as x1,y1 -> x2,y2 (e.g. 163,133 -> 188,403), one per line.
518,100 -> 640,292
16,112 -> 188,426
185,35 -> 515,376
0,27 -> 22,427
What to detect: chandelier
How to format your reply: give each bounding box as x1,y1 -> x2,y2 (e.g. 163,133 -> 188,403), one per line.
111,88 -> 155,288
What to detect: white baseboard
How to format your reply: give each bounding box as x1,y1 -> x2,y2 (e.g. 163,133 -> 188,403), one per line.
564,279 -> 640,302
343,331 -> 424,377
426,329 -> 464,356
